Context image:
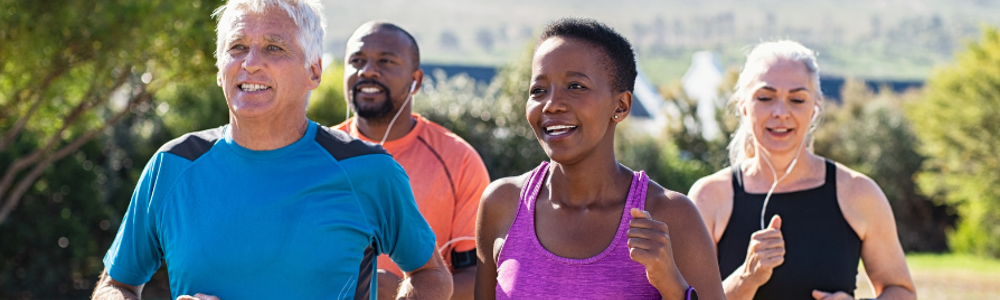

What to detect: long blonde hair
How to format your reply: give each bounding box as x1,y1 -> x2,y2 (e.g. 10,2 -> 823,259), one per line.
727,40 -> 824,167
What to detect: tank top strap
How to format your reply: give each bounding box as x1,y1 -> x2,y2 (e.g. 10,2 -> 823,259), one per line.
628,170 -> 650,211
824,159 -> 837,191
519,161 -> 550,210
730,163 -> 745,196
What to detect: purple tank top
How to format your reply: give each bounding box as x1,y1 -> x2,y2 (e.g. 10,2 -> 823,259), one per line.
495,161 -> 661,299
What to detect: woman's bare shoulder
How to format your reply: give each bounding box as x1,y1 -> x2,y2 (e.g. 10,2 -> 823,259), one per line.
479,172 -> 533,239
689,168 -> 735,209
833,161 -> 892,241
643,180 -> 704,226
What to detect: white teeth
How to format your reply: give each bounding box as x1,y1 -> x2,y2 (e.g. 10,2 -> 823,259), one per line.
360,87 -> 381,94
545,125 -> 577,136
240,84 -> 270,92
771,128 -> 790,133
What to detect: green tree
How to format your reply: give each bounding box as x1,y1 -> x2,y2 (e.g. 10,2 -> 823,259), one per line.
306,61 -> 349,127
815,79 -> 952,252
0,0 -> 218,223
0,0 -> 222,298
908,27 -> 1000,257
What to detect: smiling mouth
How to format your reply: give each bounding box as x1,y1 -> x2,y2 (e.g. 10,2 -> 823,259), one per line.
545,125 -> 577,136
359,86 -> 383,94
240,83 -> 271,92
768,128 -> 792,133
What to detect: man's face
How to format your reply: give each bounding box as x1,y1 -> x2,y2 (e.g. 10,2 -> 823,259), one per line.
343,29 -> 420,121
216,8 -> 321,121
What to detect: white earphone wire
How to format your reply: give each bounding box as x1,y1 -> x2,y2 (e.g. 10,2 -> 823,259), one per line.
758,105 -> 819,229
379,81 -> 417,145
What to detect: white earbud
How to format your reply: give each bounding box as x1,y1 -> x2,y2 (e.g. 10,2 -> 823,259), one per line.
810,105 -> 819,123
410,81 -> 417,93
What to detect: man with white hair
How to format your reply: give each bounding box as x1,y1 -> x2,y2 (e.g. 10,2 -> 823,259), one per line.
91,1 -> 452,299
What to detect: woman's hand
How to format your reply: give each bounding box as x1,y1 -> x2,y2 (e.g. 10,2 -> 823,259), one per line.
739,215 -> 785,287
627,208 -> 688,299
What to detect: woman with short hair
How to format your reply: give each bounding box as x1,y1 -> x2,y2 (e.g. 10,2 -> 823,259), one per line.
475,18 -> 724,300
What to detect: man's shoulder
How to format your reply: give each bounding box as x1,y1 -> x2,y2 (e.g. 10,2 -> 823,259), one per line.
314,124 -> 389,161
156,126 -> 225,162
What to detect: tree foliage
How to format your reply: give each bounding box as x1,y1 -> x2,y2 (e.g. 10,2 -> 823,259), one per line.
908,26 -> 1000,257
0,0 -> 218,222
0,0 -> 221,298
814,79 -> 952,252
306,61 -> 349,127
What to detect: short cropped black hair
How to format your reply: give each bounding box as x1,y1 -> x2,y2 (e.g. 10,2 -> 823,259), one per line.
537,18 -> 636,93
369,22 -> 420,69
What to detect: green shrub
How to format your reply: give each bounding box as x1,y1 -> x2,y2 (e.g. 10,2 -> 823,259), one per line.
908,26 -> 1000,257
814,79 -> 951,252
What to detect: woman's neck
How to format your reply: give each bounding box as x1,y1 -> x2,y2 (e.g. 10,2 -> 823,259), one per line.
545,154 -> 632,209
744,149 -> 823,189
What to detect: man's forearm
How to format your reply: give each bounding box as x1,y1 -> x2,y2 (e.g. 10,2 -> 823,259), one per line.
397,267 -> 454,300
92,270 -> 142,300
451,266 -> 477,300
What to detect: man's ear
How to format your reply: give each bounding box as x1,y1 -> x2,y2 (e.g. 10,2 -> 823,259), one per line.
410,68 -> 425,94
612,90 -> 633,123
307,58 -> 323,90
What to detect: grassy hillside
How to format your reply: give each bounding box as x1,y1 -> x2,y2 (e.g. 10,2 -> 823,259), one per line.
320,0 -> 1000,84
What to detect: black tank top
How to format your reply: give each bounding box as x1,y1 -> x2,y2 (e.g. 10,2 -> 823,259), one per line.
717,160 -> 861,299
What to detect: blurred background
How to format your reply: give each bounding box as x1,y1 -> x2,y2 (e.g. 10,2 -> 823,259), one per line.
2,0 -> 999,299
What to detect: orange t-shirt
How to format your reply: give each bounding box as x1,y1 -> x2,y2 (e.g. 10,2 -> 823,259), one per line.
336,114 -> 489,276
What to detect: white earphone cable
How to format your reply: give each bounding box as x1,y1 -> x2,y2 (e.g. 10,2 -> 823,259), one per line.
757,105 -> 818,229
379,91 -> 412,145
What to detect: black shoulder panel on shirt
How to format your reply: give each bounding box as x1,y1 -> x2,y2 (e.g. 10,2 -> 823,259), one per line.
158,127 -> 224,162
314,125 -> 389,161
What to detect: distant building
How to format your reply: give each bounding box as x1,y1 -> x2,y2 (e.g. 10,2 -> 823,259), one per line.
681,51 -> 725,140
819,77 -> 923,102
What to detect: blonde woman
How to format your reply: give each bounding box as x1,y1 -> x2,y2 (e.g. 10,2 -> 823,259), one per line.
689,41 -> 916,300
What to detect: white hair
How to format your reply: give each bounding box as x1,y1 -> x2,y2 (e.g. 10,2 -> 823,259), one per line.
213,0 -> 326,70
727,40 -> 824,167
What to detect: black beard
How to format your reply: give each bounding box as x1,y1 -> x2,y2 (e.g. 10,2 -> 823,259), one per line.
350,80 -> 394,121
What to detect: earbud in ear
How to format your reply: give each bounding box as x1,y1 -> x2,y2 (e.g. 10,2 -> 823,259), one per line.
810,105 -> 820,122
410,81 -> 417,93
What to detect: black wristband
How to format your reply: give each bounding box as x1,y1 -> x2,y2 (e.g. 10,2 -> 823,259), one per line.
451,248 -> 477,269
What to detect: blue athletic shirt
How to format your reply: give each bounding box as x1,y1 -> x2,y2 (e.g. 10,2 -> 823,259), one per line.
103,121 -> 436,300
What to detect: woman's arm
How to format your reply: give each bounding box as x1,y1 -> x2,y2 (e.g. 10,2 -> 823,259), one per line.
833,166 -> 916,300
837,168 -> 917,299
691,171 -> 780,300
474,177 -> 523,300
645,183 -> 726,300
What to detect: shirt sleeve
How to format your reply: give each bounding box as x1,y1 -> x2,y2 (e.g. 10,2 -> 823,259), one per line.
449,146 -> 490,254
348,154 -> 437,273
102,153 -> 172,286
